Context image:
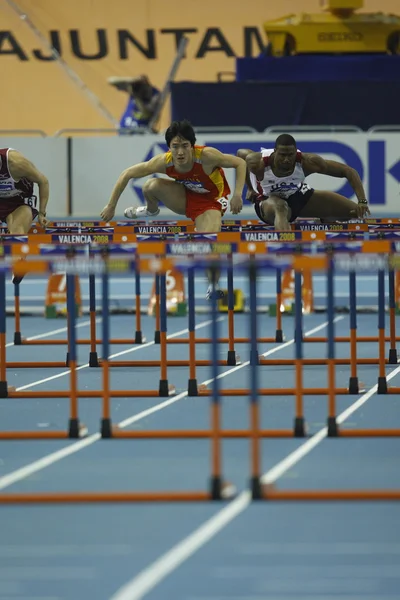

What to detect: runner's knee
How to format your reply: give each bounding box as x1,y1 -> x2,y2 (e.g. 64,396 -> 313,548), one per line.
261,197 -> 288,220
142,178 -> 161,195
272,198 -> 289,213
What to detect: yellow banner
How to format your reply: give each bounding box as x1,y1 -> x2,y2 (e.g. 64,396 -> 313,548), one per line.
1,0 -> 398,133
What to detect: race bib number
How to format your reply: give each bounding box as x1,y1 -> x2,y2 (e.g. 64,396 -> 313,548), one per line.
24,196 -> 38,209
299,183 -> 311,195
218,197 -> 229,213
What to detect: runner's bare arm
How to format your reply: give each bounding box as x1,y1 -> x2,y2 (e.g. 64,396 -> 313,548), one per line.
106,154 -> 167,212
237,149 -> 259,199
242,150 -> 265,180
302,153 -> 368,204
203,147 -> 246,193
8,150 -> 49,216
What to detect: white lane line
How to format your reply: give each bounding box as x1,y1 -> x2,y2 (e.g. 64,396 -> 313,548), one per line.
5,318 -> 102,348
0,317 -> 337,490
0,318 -> 221,489
109,348 -> 400,600
13,318 -> 224,391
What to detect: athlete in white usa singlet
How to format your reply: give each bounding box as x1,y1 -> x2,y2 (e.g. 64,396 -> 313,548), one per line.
249,147 -> 311,200
238,134 -> 370,230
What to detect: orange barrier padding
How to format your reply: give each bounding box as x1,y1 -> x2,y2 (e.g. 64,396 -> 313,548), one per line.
280,268 -> 314,314
148,268 -> 186,316
45,273 -> 82,318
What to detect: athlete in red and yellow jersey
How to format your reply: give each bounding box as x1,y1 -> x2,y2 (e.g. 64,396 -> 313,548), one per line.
101,120 -> 245,232
101,120 -> 246,298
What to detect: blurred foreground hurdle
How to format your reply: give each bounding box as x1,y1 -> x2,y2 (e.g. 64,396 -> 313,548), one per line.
1,245 -> 400,503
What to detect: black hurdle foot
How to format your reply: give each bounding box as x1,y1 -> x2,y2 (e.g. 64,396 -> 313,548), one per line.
0,381 -> 8,398
159,379 -> 170,397
210,476 -> 222,500
13,332 -> 22,345
377,377 -> 388,394
327,416 -> 338,437
226,350 -> 236,366
68,418 -> 80,438
101,418 -> 112,438
188,379 -> 198,396
275,329 -> 284,343
135,330 -> 143,344
294,417 -> 306,437
65,352 -> 70,367
348,377 -> 359,394
250,350 -> 259,365
89,352 -> 99,367
388,348 -> 398,364
250,476 -> 263,500
154,330 -> 160,344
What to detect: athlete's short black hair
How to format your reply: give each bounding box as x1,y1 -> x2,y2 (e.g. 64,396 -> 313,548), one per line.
275,134 -> 297,148
165,120 -> 196,147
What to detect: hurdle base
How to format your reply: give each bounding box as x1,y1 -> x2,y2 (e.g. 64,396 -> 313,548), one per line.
0,381 -> 8,398
250,350 -> 259,365
294,417 -> 306,437
89,352 -> 99,367
134,330 -> 143,344
188,379 -> 198,396
65,352 -> 70,367
250,476 -> 262,500
226,350 -> 236,366
68,419 -> 80,438
210,476 -> 222,500
101,418 -> 113,438
388,348 -> 398,364
327,416 -> 338,437
378,377 -> 388,394
154,330 -> 160,344
348,377 -> 359,394
13,331 -> 22,345
159,380 -> 170,397
275,329 -> 284,343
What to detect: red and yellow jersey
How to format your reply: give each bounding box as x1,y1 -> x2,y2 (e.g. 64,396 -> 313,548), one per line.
164,145 -> 230,200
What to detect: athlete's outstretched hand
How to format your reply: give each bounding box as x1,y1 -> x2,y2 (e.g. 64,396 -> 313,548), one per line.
356,200 -> 371,219
230,193 -> 243,215
101,204 -> 115,222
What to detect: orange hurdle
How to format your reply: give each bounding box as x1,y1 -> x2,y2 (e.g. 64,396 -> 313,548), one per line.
0,270 -> 88,440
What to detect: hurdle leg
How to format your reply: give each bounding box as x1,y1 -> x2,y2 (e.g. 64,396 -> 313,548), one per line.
88,273 -> 99,367
226,254 -> 237,365
100,270 -> 112,437
134,258 -> 144,344
275,268 -> 284,343
377,269 -> 388,393
0,271 -> 8,397
327,260 -> 338,436
65,308 -> 71,367
294,268 -> 306,437
249,260 -> 262,499
159,269 -> 173,396
388,267 -> 398,364
66,274 -> 81,438
209,264 -> 223,500
187,266 -> 198,395
348,269 -> 359,393
154,273 -> 161,344
13,282 -> 22,345
249,257 -> 259,366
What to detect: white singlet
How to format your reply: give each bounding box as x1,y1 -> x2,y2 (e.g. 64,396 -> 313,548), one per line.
249,148 -> 311,199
